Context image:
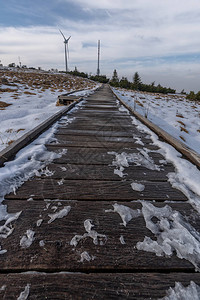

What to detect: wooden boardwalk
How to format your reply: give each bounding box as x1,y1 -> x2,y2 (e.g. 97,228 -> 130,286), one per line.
1,84 -> 200,299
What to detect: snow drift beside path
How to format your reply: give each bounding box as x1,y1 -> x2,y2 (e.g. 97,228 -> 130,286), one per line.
114,88 -> 200,155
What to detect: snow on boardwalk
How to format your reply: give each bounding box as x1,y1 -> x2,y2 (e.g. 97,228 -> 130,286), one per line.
0,84 -> 200,299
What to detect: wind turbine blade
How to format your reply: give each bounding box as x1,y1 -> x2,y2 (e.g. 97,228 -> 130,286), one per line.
66,36 -> 71,43
59,29 -> 67,41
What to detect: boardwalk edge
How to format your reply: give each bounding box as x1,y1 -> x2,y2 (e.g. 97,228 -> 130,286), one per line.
112,88 -> 200,169
0,86 -> 100,167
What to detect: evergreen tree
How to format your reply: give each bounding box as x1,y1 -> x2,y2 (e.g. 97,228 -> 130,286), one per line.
110,69 -> 119,87
133,72 -> 142,90
119,77 -> 131,89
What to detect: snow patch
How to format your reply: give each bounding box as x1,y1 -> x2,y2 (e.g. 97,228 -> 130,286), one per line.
57,179 -> 64,185
39,240 -> 45,247
70,219 -> 107,247
17,284 -> 30,300
105,203 -> 141,227
160,281 -> 200,300
118,105 -> 129,114
134,136 -> 144,146
108,149 -> 160,179
20,230 -> 35,249
131,182 -> 145,192
48,206 -> 71,224
120,235 -> 126,244
80,251 -> 95,263
0,211 -> 22,238
36,219 -> 43,227
136,202 -> 200,271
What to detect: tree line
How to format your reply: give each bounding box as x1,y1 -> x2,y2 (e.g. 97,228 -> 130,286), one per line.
69,67 -> 109,83
69,67 -> 176,94
186,91 -> 200,101
109,70 -> 176,94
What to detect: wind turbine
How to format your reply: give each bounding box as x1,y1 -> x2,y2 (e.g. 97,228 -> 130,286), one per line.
59,29 -> 71,72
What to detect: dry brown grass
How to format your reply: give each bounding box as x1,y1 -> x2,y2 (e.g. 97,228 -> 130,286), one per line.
24,91 -> 37,95
7,140 -> 15,146
0,69 -> 96,102
180,127 -> 189,134
0,101 -> 12,108
16,128 -> 25,133
177,120 -> 185,126
0,87 -> 18,93
135,100 -> 144,107
180,136 -> 186,142
176,114 -> 184,118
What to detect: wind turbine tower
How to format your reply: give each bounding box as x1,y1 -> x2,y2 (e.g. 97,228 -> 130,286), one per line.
59,30 -> 71,72
97,40 -> 100,76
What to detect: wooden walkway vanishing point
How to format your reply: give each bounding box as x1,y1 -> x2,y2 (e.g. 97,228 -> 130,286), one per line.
0,84 -> 200,299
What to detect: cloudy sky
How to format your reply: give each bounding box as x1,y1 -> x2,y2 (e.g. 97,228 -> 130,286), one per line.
1,0 -> 200,92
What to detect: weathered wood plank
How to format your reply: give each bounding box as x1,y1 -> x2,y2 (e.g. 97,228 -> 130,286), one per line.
5,178 -> 187,201
0,201 -> 196,271
48,139 -> 155,149
51,134 -> 155,147
53,129 -> 136,137
60,124 -> 137,133
0,272 -> 200,299
46,145 -> 168,166
38,163 -> 173,181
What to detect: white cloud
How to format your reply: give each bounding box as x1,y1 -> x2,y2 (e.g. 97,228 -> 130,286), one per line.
1,0 -> 200,91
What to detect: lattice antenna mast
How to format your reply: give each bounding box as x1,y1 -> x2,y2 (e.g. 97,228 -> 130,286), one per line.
97,40 -> 100,76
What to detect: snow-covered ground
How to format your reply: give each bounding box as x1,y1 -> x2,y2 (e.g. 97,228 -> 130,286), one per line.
113,88 -> 200,155
0,69 -> 98,151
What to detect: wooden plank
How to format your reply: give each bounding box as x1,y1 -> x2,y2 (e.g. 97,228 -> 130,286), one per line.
61,121 -> 134,128
5,178 -> 187,201
52,129 -> 135,137
54,134 -> 144,143
38,163 -> 173,181
83,105 -> 118,109
0,273 -> 200,299
48,139 -> 156,149
0,201 -> 196,271
46,146 -> 168,166
62,125 -> 136,132
52,134 -> 155,147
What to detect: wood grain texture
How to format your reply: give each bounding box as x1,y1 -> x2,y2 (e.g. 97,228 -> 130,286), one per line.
0,273 -> 200,299
5,178 -> 187,201
0,200 -> 197,271
39,163 -> 174,181
46,145 -> 167,166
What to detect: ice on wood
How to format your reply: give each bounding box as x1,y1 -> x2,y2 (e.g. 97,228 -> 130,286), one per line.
20,230 -> 35,249
0,210 -> 22,239
17,284 -> 30,300
160,281 -> 200,300
70,219 -> 107,247
137,202 -> 200,271
36,219 -> 43,227
108,149 -> 160,179
120,235 -> 126,244
105,203 -> 141,227
131,182 -> 145,192
48,206 -> 71,224
80,251 -> 95,263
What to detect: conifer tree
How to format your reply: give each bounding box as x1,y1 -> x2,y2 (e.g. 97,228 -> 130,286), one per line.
110,69 -> 119,86
133,72 -> 142,90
